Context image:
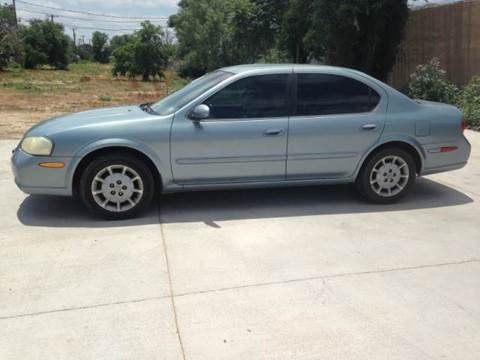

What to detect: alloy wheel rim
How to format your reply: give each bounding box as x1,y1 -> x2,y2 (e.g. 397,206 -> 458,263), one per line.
91,165 -> 144,212
369,155 -> 409,197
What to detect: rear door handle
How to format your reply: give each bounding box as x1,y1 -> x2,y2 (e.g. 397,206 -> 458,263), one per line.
361,124 -> 377,130
263,128 -> 285,136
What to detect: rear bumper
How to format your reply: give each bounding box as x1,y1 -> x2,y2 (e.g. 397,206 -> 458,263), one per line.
420,161 -> 468,176
11,147 -> 72,196
420,135 -> 471,176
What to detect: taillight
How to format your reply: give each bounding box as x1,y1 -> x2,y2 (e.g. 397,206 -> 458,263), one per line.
461,119 -> 467,133
440,146 -> 458,153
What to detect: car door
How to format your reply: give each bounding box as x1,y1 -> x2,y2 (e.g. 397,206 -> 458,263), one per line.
170,73 -> 291,185
286,71 -> 386,180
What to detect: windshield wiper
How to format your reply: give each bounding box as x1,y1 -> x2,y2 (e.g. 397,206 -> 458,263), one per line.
140,102 -> 156,114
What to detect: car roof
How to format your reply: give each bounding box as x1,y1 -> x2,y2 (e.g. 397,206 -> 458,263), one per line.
218,63 -> 418,112
220,63 -> 353,74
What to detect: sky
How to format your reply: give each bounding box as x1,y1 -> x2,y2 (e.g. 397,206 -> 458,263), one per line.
13,0 -> 461,44
15,0 -> 179,43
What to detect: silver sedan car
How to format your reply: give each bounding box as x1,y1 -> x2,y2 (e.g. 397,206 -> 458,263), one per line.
11,64 -> 471,219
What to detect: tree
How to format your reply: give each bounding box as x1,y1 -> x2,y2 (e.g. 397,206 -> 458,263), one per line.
278,0 -> 312,63
76,43 -> 93,61
171,0 -> 290,77
112,21 -> 168,81
230,0 -> 289,63
110,34 -> 131,52
21,19 -> 70,69
92,31 -> 110,63
170,0 -> 411,79
170,0 -> 233,77
305,0 -> 409,81
175,0 -> 271,76
0,3 -> 21,69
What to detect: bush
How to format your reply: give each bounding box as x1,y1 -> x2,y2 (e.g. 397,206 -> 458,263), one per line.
456,76 -> 480,129
407,58 -> 458,103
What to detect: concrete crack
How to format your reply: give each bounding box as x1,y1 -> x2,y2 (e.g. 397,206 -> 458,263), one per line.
0,295 -> 169,321
158,205 -> 187,360
173,258 -> 480,298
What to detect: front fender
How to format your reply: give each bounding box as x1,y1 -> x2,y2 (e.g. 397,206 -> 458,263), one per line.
66,138 -> 171,194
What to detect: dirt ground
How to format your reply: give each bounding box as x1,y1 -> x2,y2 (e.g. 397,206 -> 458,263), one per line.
0,63 -> 187,139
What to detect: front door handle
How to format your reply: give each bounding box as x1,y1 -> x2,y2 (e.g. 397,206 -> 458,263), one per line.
263,128 -> 285,136
362,124 -> 377,130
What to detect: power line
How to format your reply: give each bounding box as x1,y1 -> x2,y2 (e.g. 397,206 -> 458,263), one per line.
16,0 -> 169,20
16,7 -> 167,24
63,24 -> 140,32
18,18 -> 141,32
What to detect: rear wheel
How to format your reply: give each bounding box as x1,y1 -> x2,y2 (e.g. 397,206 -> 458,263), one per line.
79,153 -> 155,219
356,148 -> 416,204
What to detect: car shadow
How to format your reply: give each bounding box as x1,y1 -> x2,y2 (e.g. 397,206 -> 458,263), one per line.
17,177 -> 473,228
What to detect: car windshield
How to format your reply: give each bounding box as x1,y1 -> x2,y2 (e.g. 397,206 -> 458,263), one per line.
150,70 -> 233,115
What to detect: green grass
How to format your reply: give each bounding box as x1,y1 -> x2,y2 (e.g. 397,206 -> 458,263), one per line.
98,95 -> 113,102
2,81 -> 42,92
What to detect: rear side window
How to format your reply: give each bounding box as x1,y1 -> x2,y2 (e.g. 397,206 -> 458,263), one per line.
205,74 -> 289,119
296,73 -> 380,116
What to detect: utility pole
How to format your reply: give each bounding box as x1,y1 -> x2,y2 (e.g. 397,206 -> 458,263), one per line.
72,28 -> 76,47
12,0 -> 18,28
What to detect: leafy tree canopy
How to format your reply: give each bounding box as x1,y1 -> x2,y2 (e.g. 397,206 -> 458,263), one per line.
0,3 -> 21,69
76,43 -> 94,61
92,31 -> 111,63
171,0 -> 290,77
171,0 -> 410,80
110,34 -> 132,52
112,21 -> 168,81
305,0 -> 409,81
21,19 -> 71,70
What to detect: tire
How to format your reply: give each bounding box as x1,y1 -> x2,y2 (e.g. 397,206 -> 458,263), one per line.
79,153 -> 155,220
356,147 -> 416,204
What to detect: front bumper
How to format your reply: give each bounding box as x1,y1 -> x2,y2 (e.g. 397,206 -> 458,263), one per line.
11,147 -> 73,196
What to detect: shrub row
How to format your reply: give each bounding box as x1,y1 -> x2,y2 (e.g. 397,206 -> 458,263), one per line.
406,58 -> 480,129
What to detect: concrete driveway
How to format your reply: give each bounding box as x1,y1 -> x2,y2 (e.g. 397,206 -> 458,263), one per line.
1,131 -> 479,360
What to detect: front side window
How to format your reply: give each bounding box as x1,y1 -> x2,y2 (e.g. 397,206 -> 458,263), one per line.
204,74 -> 289,119
296,73 -> 380,116
151,70 -> 233,115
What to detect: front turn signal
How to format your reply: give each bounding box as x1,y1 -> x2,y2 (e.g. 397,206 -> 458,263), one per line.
38,162 -> 65,169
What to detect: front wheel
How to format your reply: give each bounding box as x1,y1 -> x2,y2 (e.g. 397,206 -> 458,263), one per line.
79,154 -> 155,220
356,148 -> 416,204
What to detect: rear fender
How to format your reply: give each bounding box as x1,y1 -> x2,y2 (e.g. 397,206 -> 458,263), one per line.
353,135 -> 425,179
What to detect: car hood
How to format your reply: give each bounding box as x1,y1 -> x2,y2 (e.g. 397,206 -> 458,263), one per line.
26,105 -> 151,137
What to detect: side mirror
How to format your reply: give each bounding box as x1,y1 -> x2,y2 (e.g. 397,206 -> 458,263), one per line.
189,104 -> 210,121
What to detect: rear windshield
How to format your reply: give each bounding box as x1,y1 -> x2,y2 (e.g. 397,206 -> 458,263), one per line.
151,71 -> 233,115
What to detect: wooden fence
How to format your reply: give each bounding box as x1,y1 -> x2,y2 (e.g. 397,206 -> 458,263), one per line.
389,0 -> 480,88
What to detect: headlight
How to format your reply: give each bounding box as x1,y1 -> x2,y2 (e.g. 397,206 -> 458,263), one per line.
21,136 -> 53,156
